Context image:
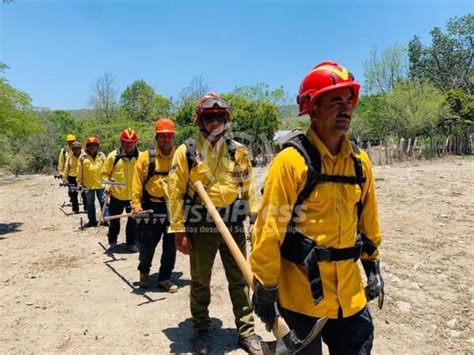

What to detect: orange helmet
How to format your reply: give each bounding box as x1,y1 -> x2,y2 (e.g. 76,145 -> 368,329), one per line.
194,92 -> 230,124
85,136 -> 100,145
297,61 -> 360,116
155,117 -> 176,133
120,128 -> 139,143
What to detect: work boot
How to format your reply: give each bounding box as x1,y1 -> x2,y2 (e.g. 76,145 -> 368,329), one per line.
83,221 -> 96,228
127,244 -> 139,253
192,330 -> 211,354
238,333 -> 263,354
108,242 -> 117,250
157,279 -> 178,293
139,273 -> 150,288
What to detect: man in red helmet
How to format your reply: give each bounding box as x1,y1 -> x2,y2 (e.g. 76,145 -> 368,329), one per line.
101,128 -> 141,252
250,61 -> 383,354
132,118 -> 178,292
168,93 -> 262,354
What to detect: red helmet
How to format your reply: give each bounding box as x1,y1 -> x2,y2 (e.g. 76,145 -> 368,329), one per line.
194,92 -> 230,125
120,128 -> 139,143
85,136 -> 100,145
297,61 -> 360,116
155,117 -> 176,133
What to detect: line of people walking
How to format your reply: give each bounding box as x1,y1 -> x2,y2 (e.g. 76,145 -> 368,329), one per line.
56,61 -> 384,355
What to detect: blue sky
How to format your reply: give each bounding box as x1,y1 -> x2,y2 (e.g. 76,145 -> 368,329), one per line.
0,0 -> 472,109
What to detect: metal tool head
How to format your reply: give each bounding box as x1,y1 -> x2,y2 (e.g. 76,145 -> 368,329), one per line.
262,317 -> 328,354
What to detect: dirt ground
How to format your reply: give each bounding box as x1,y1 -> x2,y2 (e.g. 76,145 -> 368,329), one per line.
0,156 -> 473,354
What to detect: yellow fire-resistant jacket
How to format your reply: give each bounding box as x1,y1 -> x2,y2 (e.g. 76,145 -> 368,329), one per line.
77,152 -> 107,189
250,128 -> 382,319
64,152 -> 82,178
101,148 -> 141,201
58,147 -> 72,175
168,134 -> 257,233
131,146 -> 175,209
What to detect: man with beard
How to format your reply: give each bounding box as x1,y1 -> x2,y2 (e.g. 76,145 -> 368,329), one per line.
168,93 -> 262,354
250,61 -> 384,354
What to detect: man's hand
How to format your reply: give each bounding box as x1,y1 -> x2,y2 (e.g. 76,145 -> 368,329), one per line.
133,206 -> 143,215
252,280 -> 278,327
175,232 -> 192,255
189,161 -> 211,184
362,260 -> 384,309
247,213 -> 257,239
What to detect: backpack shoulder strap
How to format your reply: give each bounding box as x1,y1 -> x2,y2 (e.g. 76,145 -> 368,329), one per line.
184,138 -> 197,171
282,133 -> 322,207
113,152 -> 122,168
147,149 -> 156,182
224,136 -> 237,161
350,141 -> 365,219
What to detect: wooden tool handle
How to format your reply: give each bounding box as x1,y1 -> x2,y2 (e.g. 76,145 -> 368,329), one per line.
193,180 -> 291,338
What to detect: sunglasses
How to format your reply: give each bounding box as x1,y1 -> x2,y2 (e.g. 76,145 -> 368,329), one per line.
201,114 -> 226,124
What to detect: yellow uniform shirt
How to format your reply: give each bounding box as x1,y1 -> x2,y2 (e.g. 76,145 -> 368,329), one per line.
250,128 -> 382,319
64,153 -> 82,178
77,152 -> 106,189
101,149 -> 140,201
58,147 -> 72,175
131,147 -> 175,209
168,134 -> 257,233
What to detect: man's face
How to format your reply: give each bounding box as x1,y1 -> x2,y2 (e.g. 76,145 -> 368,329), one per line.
122,141 -> 137,154
87,143 -> 99,156
200,113 -> 226,138
310,87 -> 354,137
156,132 -> 175,152
72,147 -> 81,157
67,141 -> 75,148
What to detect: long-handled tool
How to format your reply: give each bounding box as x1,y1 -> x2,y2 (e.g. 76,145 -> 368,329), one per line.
101,180 -> 126,187
97,190 -> 111,227
103,209 -> 154,222
193,180 -> 327,354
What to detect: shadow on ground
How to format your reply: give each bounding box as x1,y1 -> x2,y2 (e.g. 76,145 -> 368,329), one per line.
163,318 -> 241,354
0,222 -> 23,237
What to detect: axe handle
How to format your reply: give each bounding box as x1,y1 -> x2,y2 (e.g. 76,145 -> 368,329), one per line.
193,180 -> 291,339
97,192 -> 111,226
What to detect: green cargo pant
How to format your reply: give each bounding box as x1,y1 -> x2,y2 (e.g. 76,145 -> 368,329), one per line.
188,217 -> 255,338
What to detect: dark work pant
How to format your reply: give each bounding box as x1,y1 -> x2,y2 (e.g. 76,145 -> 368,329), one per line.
85,188 -> 106,224
107,196 -> 136,245
280,306 -> 374,355
187,217 -> 254,338
67,176 -> 87,212
137,201 -> 176,281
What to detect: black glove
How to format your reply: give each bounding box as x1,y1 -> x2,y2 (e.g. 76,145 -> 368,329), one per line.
362,260 -> 384,309
252,280 -> 278,326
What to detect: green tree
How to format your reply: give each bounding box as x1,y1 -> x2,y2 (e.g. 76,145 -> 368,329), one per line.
155,94 -> 172,117
363,44 -> 408,94
223,93 -> 281,155
384,81 -> 449,139
120,80 -> 156,121
408,14 -> 473,94
89,72 -> 118,122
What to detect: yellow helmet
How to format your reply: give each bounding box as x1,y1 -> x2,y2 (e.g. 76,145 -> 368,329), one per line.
66,134 -> 76,142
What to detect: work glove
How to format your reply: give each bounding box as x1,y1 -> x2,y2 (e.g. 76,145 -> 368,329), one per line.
252,280 -> 278,327
362,260 -> 384,309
